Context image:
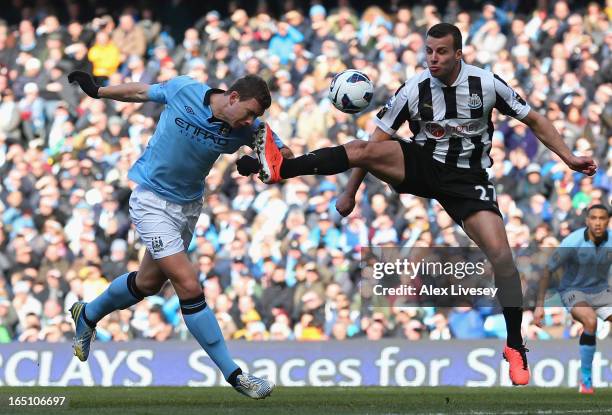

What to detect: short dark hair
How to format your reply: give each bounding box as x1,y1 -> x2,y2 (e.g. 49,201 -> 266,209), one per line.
587,204 -> 610,216
226,75 -> 271,110
427,23 -> 462,51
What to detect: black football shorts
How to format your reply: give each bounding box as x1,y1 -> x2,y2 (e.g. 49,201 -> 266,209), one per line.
391,139 -> 502,227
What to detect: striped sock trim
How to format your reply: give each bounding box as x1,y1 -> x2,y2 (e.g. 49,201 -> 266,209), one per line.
227,367 -> 242,386
180,295 -> 207,315
580,331 -> 596,346
127,272 -> 145,300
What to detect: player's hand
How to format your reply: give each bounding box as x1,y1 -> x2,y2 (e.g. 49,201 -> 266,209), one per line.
533,306 -> 545,327
565,154 -> 597,176
336,192 -> 356,217
236,155 -> 260,176
67,71 -> 100,98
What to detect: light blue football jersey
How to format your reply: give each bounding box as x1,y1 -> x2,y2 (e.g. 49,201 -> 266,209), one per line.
128,75 -> 284,204
548,227 -> 611,294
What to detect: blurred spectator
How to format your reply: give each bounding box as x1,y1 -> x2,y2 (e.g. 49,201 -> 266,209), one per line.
269,22 -> 304,65
472,20 -> 506,65
449,306 -> 486,339
101,239 -> 129,280
88,31 -> 121,81
365,318 -> 386,340
112,13 -> 147,60
0,298 -> 18,341
18,82 -> 45,141
295,312 -> 326,341
428,313 -> 452,340
261,266 -> 294,326
143,306 -> 173,341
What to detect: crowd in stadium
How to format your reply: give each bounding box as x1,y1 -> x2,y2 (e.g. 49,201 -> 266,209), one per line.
0,1 -> 610,344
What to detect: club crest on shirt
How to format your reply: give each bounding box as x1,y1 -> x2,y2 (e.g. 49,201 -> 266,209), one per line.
468,93 -> 483,109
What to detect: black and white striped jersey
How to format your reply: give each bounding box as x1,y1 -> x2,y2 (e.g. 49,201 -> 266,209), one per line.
375,62 -> 531,171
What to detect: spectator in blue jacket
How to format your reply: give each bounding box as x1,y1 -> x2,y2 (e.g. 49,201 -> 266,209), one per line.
269,22 -> 304,65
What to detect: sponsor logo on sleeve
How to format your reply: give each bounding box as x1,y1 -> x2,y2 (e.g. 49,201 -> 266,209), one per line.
376,95 -> 397,119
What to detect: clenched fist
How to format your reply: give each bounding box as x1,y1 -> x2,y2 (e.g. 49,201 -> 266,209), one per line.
237,155 -> 260,176
335,192 -> 356,217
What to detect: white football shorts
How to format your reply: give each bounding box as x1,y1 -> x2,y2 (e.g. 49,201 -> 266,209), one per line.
129,185 -> 202,259
561,287 -> 612,320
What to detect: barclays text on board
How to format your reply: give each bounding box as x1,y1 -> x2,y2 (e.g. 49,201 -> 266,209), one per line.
0,340 -> 610,387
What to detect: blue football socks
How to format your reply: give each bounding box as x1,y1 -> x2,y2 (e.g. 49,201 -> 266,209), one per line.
579,330 -> 596,386
181,295 -> 239,381
85,272 -> 144,325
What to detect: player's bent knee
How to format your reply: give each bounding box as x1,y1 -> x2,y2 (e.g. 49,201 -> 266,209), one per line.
490,252 -> 515,270
135,272 -> 167,296
138,282 -> 164,297
175,279 -> 204,300
345,140 -> 370,167
582,317 -> 597,332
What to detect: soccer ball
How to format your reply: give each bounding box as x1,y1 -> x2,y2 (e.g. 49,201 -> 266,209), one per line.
329,70 -> 374,114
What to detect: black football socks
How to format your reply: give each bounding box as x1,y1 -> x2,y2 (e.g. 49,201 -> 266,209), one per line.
494,266 -> 524,348
280,146 -> 350,178
503,307 -> 524,348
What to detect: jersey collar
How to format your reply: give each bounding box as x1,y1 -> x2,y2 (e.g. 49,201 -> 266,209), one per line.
203,88 -> 224,105
583,227 -> 609,246
203,87 -> 232,132
204,87 -> 225,122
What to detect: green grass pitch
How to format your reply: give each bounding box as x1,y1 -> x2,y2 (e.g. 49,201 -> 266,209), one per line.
0,386 -> 610,414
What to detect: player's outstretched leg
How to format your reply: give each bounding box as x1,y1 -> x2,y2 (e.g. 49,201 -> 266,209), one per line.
160,252 -> 274,399
463,211 -> 530,385
70,271 -> 146,361
254,122 -> 350,184
254,122 -> 404,185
